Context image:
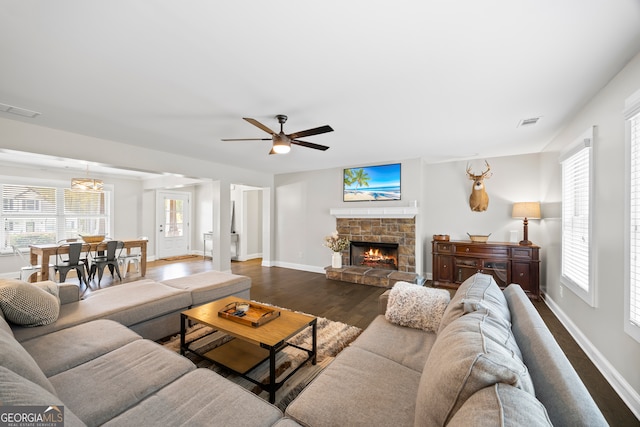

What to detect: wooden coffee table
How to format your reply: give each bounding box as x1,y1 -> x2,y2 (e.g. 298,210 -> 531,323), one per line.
180,296 -> 317,403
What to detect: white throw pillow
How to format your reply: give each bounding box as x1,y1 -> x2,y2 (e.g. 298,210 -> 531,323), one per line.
0,279 -> 60,327
385,282 -> 450,332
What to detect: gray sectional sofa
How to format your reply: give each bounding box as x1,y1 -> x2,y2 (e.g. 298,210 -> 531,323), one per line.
0,272 -> 608,426
1,270 -> 289,427
285,273 -> 609,426
10,270 -> 251,342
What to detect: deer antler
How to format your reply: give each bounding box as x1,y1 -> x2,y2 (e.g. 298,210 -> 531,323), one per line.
466,163 -> 475,180
467,161 -> 492,180
480,160 -> 491,179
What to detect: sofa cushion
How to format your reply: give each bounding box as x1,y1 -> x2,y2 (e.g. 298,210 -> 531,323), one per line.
0,279 -> 60,326
21,319 -> 142,377
447,383 -> 552,427
415,310 -> 535,426
503,284 -> 609,427
161,270 -> 251,306
49,339 -> 195,427
0,308 -> 12,335
351,315 -> 437,372
58,283 -> 81,304
385,281 -> 450,332
0,322 -> 57,395
103,369 -> 283,427
11,279 -> 192,342
0,366 -> 86,427
438,273 -> 510,334
286,346 -> 421,427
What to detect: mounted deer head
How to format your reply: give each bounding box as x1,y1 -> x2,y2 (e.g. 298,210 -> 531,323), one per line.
467,161 -> 492,212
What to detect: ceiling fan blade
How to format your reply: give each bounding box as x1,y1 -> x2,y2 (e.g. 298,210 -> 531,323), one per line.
287,125 -> 334,140
221,138 -> 272,141
291,139 -> 330,151
243,118 -> 277,135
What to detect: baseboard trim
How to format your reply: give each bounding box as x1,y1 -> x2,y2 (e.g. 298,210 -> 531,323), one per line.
272,261 -> 325,274
544,294 -> 640,419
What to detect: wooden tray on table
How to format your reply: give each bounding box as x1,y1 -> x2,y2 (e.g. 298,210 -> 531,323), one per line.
218,300 -> 280,327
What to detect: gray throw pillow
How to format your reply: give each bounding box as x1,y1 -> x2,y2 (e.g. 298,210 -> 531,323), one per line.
0,279 -> 60,327
385,282 -> 450,332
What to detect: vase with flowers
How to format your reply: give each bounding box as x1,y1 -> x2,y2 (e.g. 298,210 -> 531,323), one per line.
323,231 -> 350,268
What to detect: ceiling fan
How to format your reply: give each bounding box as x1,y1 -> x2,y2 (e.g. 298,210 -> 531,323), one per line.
222,115 -> 333,154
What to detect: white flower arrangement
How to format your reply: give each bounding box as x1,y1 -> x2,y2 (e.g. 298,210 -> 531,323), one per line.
323,231 -> 350,252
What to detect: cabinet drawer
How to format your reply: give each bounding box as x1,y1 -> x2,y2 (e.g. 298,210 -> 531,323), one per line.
511,247 -> 532,259
434,242 -> 453,253
455,245 -> 508,257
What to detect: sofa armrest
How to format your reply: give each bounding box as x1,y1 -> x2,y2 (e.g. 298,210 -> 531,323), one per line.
58,283 -> 80,304
378,290 -> 390,315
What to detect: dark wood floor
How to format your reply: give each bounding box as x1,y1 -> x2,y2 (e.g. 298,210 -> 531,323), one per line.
84,257 -> 638,425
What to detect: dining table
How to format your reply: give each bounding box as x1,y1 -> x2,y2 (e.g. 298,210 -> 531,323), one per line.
29,238 -> 148,282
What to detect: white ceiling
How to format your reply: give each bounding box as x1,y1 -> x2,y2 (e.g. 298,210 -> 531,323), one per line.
1,1 -> 640,176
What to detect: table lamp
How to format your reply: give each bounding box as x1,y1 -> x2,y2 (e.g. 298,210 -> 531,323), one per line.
512,202 -> 541,246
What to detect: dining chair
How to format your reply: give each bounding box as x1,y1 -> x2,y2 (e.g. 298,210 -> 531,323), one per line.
117,236 -> 148,278
89,240 -> 124,286
54,242 -> 88,286
12,245 -> 56,282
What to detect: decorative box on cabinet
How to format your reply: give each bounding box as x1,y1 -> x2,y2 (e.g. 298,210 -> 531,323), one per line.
432,240 -> 540,299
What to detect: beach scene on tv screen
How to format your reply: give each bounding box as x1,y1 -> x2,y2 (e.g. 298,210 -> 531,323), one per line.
344,163 -> 401,201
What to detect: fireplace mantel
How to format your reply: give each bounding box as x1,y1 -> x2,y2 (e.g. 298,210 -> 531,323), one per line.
330,207 -> 418,219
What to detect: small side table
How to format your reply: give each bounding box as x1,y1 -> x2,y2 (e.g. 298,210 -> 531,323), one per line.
203,232 -> 213,260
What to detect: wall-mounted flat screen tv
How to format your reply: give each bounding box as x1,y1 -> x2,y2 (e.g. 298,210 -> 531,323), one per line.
343,163 -> 401,202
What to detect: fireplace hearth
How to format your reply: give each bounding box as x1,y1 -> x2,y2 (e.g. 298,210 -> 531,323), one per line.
350,241 -> 399,271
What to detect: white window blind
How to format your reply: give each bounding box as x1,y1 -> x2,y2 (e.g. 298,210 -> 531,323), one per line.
560,127 -> 594,305
2,184 -> 58,247
628,110 -> 640,329
1,183 -> 111,250
62,189 -> 108,240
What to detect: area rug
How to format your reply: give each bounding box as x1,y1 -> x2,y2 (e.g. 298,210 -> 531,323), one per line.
162,310 -> 362,410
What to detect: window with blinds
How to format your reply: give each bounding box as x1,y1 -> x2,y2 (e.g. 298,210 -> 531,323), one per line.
2,184 -> 58,247
560,127 -> 595,306
630,112 -> 640,329
625,88 -> 640,342
1,183 -> 111,250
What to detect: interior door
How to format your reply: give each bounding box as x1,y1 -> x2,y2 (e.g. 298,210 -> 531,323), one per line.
156,190 -> 191,259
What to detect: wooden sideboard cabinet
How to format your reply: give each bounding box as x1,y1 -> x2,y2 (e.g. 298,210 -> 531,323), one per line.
432,240 -> 540,299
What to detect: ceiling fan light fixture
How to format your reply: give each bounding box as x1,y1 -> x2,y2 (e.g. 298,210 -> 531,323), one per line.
272,137 -> 291,154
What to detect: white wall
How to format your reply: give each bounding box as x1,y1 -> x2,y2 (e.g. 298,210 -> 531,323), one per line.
229,184 -> 263,261
274,158 -> 422,273
0,118 -> 275,272
273,156 -> 542,277
540,52 -> 640,414
420,155 -> 542,277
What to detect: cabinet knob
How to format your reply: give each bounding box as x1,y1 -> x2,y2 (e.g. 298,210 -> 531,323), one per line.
519,272 -> 524,277
466,248 -> 470,252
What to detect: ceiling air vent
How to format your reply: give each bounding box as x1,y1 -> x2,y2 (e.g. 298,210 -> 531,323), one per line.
518,117 -> 541,128
0,102 -> 41,118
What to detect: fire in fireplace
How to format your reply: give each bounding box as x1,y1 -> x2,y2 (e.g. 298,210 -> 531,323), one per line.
350,241 -> 399,271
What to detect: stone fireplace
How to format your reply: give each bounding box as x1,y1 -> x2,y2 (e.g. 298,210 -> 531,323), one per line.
325,207 -> 420,287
